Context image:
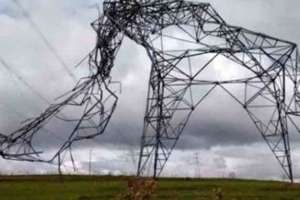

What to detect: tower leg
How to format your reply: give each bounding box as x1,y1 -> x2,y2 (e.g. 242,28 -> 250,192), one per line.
137,66 -> 165,178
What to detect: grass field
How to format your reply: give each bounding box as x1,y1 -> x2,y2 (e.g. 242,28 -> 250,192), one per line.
0,175 -> 299,200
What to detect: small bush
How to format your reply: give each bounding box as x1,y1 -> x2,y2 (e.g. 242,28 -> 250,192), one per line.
117,178 -> 157,200
212,188 -> 223,200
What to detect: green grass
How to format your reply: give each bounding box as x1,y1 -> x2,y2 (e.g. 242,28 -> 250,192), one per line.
0,175 -> 299,200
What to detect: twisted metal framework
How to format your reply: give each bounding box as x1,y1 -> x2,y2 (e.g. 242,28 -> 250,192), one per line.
1,0 -> 300,182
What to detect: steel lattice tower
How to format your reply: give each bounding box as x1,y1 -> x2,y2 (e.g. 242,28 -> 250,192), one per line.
1,0 -> 300,182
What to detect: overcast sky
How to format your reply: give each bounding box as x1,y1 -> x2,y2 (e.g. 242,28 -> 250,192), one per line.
0,0 -> 300,181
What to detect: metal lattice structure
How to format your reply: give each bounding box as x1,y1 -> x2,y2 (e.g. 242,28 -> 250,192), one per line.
1,0 -> 300,182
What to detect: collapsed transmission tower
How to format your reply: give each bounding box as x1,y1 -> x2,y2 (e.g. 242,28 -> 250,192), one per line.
1,0 -> 300,182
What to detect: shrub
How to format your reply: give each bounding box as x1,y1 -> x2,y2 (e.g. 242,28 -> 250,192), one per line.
212,188 -> 223,200
117,178 -> 157,200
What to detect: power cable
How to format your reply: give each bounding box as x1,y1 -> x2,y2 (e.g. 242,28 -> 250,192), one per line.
0,56 -> 51,105
12,0 -> 77,83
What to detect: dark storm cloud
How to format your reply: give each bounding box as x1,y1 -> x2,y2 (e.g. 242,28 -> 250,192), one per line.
1,0 -> 300,149
101,0 -> 300,149
1,0 -> 300,179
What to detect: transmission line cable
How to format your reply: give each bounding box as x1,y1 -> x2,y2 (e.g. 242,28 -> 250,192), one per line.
0,57 -> 105,145
0,56 -> 51,105
12,0 -> 77,83
11,0 -> 99,126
